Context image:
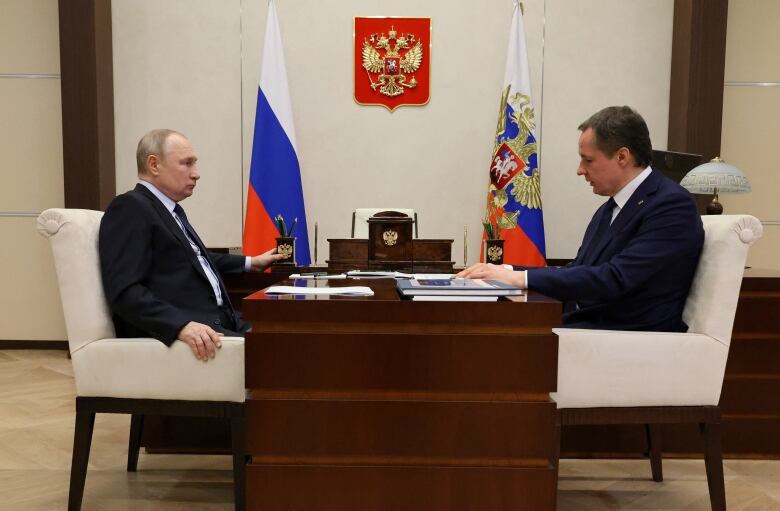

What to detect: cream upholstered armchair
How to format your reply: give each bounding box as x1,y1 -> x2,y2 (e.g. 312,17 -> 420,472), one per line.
351,208 -> 417,238
37,208 -> 246,511
554,214 -> 762,511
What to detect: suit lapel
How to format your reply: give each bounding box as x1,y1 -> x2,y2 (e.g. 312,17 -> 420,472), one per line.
577,203 -> 610,265
134,184 -> 210,282
584,170 -> 663,264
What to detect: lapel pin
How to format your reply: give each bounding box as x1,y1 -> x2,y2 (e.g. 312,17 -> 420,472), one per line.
638,200 -> 644,206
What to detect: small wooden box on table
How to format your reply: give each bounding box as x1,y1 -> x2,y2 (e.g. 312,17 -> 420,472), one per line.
242,278 -> 562,510
328,210 -> 454,273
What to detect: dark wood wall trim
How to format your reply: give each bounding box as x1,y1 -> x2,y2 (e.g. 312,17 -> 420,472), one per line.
58,0 -> 116,210
0,340 -> 69,350
667,0 -> 729,160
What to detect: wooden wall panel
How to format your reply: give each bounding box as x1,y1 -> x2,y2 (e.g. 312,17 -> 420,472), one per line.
58,0 -> 115,210
667,0 -> 729,160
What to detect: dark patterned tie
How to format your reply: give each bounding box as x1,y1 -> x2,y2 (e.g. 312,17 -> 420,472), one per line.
582,197 -> 616,263
173,204 -> 236,315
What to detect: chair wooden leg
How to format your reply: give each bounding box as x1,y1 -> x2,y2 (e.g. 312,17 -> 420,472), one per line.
645,423 -> 664,482
127,414 -> 144,472
230,413 -> 246,511
68,410 -> 96,511
701,420 -> 727,511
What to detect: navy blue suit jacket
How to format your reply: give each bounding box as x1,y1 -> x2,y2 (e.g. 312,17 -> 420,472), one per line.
99,184 -> 247,344
526,169 -> 703,332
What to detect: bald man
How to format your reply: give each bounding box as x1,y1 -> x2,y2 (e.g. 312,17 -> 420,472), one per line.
99,129 -> 283,360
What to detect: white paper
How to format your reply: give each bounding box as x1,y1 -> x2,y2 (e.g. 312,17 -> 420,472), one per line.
346,270 -> 412,278
265,285 -> 374,296
345,270 -> 456,280
411,295 -> 499,301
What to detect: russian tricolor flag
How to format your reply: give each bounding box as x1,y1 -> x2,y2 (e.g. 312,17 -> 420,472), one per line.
243,0 -> 310,265
484,0 -> 545,267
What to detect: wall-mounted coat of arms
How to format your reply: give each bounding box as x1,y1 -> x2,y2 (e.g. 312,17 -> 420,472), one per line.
354,17 -> 431,111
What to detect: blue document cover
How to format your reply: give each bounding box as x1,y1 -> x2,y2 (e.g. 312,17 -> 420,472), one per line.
397,278 -> 524,297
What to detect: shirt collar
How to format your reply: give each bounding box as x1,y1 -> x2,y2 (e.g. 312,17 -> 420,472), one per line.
612,166 -> 652,210
138,180 -> 177,213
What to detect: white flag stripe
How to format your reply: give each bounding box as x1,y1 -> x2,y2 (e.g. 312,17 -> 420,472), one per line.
258,0 -> 298,150
504,3 -> 533,115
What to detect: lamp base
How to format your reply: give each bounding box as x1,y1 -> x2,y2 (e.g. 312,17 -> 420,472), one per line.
706,198 -> 723,215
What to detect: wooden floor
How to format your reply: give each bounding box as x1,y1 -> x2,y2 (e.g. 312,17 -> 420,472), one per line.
2,349 -> 780,510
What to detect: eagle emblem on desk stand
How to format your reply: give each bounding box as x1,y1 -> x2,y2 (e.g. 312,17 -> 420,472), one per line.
354,17 -> 431,111
383,229 -> 399,246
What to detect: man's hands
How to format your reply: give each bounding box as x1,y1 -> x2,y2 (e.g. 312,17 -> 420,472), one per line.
456,263 -> 526,288
178,321 -> 223,361
250,247 -> 286,271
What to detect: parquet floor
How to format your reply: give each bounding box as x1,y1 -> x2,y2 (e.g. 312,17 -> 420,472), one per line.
2,349 -> 780,510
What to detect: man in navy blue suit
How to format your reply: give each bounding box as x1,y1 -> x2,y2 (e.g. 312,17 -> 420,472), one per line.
459,106 -> 704,332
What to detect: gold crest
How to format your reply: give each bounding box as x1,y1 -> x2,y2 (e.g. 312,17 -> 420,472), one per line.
487,245 -> 504,262
362,27 -> 424,97
493,86 -> 542,211
278,243 -> 294,259
382,229 -> 399,246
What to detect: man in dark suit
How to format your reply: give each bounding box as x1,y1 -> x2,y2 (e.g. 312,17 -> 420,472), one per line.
99,129 -> 284,361
458,106 -> 704,332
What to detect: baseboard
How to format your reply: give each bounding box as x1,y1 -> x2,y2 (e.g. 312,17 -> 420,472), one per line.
0,340 -> 69,350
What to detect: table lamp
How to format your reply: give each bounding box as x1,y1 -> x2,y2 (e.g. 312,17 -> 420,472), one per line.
680,157 -> 751,214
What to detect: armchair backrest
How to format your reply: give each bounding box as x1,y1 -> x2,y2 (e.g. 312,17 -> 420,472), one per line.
682,214 -> 762,344
352,208 -> 416,238
37,208 -> 115,354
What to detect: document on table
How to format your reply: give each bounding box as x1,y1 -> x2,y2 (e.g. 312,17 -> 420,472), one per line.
410,295 -> 499,302
346,270 -> 455,280
265,285 -> 374,296
288,273 -> 348,280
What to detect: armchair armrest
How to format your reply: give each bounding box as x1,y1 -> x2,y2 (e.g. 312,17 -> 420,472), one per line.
552,328 -> 729,409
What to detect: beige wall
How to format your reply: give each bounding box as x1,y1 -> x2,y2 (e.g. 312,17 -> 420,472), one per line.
112,0 -> 244,247
0,0 -> 66,340
7,0 -> 770,342
720,0 -> 780,270
113,0 -> 674,263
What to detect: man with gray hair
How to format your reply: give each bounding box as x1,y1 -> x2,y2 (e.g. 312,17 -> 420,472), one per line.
459,106 -> 704,332
99,129 -> 284,361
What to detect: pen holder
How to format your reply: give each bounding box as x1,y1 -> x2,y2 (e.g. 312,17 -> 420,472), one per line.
484,239 -> 505,265
275,236 -> 296,265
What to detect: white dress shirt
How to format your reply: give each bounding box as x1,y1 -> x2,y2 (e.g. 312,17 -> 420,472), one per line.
522,165 -> 653,288
138,181 -> 250,306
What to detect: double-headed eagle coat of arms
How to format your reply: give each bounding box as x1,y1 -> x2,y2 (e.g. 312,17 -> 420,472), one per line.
361,28 -> 423,97
354,17 -> 431,111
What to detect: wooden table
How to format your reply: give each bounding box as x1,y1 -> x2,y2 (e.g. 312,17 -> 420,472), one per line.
242,278 -> 562,510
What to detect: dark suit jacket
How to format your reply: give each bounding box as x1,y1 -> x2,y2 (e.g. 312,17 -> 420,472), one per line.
99,184 -> 247,345
526,169 -> 704,332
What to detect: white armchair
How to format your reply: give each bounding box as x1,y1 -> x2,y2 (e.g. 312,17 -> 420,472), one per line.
554,214 -> 763,511
351,208 -> 417,238
37,208 -> 246,511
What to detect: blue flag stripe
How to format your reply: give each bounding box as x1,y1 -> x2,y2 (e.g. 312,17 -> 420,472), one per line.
248,87 -> 311,264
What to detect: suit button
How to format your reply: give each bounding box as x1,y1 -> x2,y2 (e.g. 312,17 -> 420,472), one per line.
214,319 -> 221,325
